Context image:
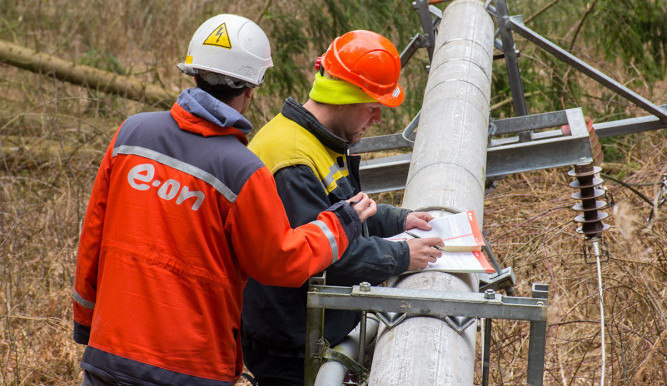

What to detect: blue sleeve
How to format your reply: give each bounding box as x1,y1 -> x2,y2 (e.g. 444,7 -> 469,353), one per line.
73,321 -> 91,345
366,204 -> 411,237
273,165 -> 410,286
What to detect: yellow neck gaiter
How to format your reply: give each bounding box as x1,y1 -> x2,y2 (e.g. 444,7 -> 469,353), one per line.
308,72 -> 377,105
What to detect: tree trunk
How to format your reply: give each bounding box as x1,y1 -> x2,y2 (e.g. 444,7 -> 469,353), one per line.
0,39 -> 177,108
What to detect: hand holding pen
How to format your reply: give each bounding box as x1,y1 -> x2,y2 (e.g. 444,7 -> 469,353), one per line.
404,231 -> 445,270
406,231 -> 480,252
347,192 -> 376,222
406,231 -> 447,252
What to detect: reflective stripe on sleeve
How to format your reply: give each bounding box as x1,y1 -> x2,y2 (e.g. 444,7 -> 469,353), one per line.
322,163 -> 343,193
311,220 -> 339,264
73,290 -> 95,310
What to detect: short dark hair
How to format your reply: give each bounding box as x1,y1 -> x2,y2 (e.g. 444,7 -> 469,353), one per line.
195,75 -> 247,103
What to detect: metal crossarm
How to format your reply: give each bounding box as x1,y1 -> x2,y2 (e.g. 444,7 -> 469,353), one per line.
493,0 -> 529,120
304,282 -> 549,386
507,17 -> 667,121
307,284 -> 547,321
593,105 -> 667,138
357,108 -> 593,193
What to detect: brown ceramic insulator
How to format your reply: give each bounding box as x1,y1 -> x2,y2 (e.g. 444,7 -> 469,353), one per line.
569,177 -> 604,189
570,162 -> 609,239
568,164 -> 601,178
574,211 -> 609,223
576,220 -> 610,236
571,188 -> 605,201
572,200 -> 607,212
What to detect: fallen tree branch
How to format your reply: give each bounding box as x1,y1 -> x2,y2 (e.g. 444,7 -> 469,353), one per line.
0,39 -> 177,108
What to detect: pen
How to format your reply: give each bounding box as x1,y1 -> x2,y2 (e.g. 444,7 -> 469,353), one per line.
406,231 -> 481,252
405,231 -> 447,252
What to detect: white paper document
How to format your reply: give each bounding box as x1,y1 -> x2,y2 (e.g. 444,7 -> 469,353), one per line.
385,211 -> 495,273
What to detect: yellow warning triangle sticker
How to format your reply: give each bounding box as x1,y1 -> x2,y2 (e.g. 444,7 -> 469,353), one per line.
203,23 -> 232,49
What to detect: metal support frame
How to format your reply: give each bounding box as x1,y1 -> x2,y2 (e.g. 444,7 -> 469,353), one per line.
399,34 -> 429,68
412,0 -> 444,63
527,284 -> 549,384
354,104 -> 666,194
488,0 -> 532,142
416,0 -> 435,62
493,0 -> 529,121
507,17 -> 667,122
486,108 -> 593,174
357,107 -> 594,193
593,104 -> 667,137
313,1 -> 665,383
305,275 -> 327,386
304,282 -> 549,386
401,2 -> 443,67
488,0 -> 667,136
479,266 -> 516,294
350,1 -> 666,196
482,316 -> 493,386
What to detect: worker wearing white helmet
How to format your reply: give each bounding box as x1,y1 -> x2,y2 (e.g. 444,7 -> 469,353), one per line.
177,13 -> 273,88
73,14 -> 376,386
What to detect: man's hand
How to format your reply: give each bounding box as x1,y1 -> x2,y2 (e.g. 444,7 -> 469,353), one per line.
407,237 -> 444,270
404,211 -> 434,231
347,192 -> 377,222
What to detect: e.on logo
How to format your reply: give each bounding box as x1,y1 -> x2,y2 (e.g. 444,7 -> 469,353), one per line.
127,163 -> 205,211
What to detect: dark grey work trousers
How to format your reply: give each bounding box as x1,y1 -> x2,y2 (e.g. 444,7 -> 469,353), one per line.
81,371 -> 124,386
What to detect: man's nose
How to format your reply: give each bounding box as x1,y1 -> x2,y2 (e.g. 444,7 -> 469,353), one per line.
372,109 -> 382,124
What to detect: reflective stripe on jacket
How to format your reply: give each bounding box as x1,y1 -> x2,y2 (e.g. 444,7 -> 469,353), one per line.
251,112 -> 351,196
72,89 -> 361,385
242,97 -> 410,358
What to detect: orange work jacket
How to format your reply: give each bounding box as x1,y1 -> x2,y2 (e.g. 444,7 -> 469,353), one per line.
72,88 -> 360,385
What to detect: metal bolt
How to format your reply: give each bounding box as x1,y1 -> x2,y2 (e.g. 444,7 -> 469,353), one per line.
484,289 -> 495,299
360,282 -> 371,292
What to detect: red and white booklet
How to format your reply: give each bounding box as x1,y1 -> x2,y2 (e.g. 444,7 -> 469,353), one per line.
386,210 -> 495,273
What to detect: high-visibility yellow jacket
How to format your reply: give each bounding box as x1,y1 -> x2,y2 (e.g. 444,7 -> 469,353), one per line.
242,98 -> 410,375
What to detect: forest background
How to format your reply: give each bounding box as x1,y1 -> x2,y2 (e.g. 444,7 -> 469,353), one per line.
0,0 -> 664,384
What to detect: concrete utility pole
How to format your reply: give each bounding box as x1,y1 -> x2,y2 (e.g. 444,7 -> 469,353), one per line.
368,0 -> 494,384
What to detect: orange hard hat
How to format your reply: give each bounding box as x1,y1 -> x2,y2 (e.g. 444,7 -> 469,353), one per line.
320,30 -> 404,107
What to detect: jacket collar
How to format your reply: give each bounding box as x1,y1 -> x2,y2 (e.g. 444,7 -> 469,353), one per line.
281,97 -> 349,154
170,87 -> 251,145
170,103 -> 248,145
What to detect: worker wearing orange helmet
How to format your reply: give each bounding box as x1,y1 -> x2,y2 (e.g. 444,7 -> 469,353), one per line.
241,30 -> 444,385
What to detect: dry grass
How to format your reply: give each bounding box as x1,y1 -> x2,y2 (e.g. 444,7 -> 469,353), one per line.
478,129 -> 666,385
1,1 -> 665,385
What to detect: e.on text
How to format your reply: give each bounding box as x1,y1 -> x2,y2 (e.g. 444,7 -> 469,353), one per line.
127,163 -> 205,211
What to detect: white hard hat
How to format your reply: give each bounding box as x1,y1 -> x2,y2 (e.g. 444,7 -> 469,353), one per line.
177,14 -> 273,86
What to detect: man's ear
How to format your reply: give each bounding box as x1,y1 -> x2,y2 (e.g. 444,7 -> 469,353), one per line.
244,88 -> 254,99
